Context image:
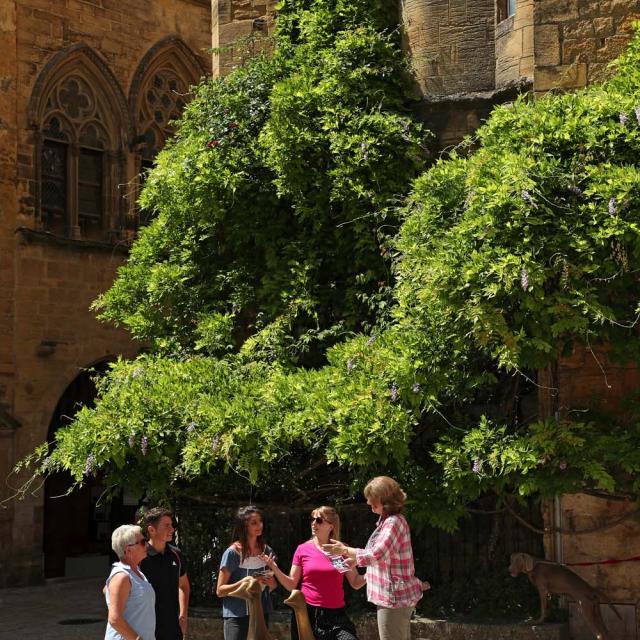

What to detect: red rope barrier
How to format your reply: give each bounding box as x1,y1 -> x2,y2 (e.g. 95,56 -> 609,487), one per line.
565,554 -> 640,567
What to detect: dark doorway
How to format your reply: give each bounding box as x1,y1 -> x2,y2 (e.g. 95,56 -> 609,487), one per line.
43,362 -> 138,578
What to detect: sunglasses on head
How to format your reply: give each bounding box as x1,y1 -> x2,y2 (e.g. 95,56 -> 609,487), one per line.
310,516 -> 325,524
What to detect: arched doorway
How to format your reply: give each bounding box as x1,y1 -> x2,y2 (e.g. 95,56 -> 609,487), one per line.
43,362 -> 138,578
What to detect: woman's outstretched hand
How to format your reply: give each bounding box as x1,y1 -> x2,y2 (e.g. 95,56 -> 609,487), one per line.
259,552 -> 277,569
321,539 -> 348,556
420,580 -> 431,591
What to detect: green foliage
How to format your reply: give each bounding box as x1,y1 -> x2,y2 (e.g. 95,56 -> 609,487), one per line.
95,0 -> 425,365
18,13 -> 640,544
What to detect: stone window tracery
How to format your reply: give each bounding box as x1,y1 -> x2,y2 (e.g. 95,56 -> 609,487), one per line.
129,40 -> 203,229
138,67 -> 189,162
39,74 -> 110,240
31,47 -> 128,243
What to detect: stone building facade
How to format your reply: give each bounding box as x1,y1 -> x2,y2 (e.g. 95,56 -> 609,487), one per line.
1,1 -> 640,635
0,0 -> 212,587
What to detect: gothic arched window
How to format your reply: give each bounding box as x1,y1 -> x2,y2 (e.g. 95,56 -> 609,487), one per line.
138,69 -> 189,166
130,38 -> 204,225
31,46 -> 129,241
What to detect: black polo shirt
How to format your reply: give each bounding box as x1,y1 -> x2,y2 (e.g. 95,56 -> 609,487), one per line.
140,543 -> 187,640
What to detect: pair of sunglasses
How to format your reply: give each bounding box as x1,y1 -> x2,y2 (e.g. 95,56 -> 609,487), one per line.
310,516 -> 325,524
127,539 -> 147,548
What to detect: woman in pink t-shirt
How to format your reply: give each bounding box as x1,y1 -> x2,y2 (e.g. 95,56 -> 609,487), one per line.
261,506 -> 365,640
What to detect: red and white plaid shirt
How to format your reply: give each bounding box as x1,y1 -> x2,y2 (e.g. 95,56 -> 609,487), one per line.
355,513 -> 423,608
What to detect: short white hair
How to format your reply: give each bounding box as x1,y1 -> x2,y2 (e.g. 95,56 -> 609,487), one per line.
111,524 -> 143,560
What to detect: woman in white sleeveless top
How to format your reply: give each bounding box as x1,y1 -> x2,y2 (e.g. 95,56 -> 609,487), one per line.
105,524 -> 156,640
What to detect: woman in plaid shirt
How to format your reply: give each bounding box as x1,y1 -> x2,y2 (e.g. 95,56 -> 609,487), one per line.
323,477 -> 430,640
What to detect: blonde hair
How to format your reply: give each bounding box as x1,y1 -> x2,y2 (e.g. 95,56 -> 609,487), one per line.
312,506 -> 341,540
363,476 -> 406,515
111,524 -> 144,560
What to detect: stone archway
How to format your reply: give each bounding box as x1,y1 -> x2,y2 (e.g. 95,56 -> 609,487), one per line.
42,361 -> 137,578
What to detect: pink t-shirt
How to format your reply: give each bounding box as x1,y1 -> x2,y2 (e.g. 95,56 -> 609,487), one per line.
292,541 -> 346,608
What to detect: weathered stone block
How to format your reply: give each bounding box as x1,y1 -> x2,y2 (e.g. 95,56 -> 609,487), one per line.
535,0 -> 579,23
514,0 -> 534,31
563,37 -> 598,63
578,0 -> 613,18
593,16 -> 616,37
535,24 -> 561,66
597,34 -> 634,61
535,62 -> 588,91
563,19 -> 596,41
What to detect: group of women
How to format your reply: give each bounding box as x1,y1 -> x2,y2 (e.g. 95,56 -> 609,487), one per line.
103,475 -> 427,640
217,476 -> 429,640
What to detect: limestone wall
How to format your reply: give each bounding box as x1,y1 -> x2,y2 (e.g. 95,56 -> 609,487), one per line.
212,0 -> 276,76
401,0 -> 496,98
534,0 -> 640,92
0,0 -> 20,584
0,0 -> 212,587
543,494 -> 640,640
496,0 -> 535,88
538,343 -> 640,638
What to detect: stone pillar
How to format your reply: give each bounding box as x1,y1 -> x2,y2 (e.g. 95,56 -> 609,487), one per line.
0,2 -> 18,580
0,1 -> 16,395
495,0 -> 534,89
400,0 -> 496,98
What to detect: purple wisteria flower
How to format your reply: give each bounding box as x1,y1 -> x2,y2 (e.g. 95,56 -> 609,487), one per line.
360,142 -> 369,161
84,454 -> 95,477
608,197 -> 617,215
390,383 -> 399,402
366,335 -> 376,347
521,190 -> 538,209
520,268 -> 529,292
412,383 -> 421,394
128,434 -> 135,448
619,112 -> 629,125
472,459 -> 481,474
41,456 -> 51,471
347,358 -> 354,372
635,106 -> 640,125
131,367 -> 143,379
558,461 -> 568,471
567,185 -> 582,197
141,436 -> 149,456
211,436 -> 221,453
187,422 -> 196,433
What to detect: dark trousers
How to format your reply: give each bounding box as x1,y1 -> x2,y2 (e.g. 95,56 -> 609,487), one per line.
290,604 -> 357,640
155,622 -> 183,640
156,629 -> 182,640
224,615 -> 269,640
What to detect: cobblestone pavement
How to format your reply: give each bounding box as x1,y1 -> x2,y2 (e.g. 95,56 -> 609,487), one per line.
0,577 -> 106,639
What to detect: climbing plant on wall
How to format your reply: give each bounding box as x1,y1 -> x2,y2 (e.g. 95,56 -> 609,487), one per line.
16,16 -> 640,533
